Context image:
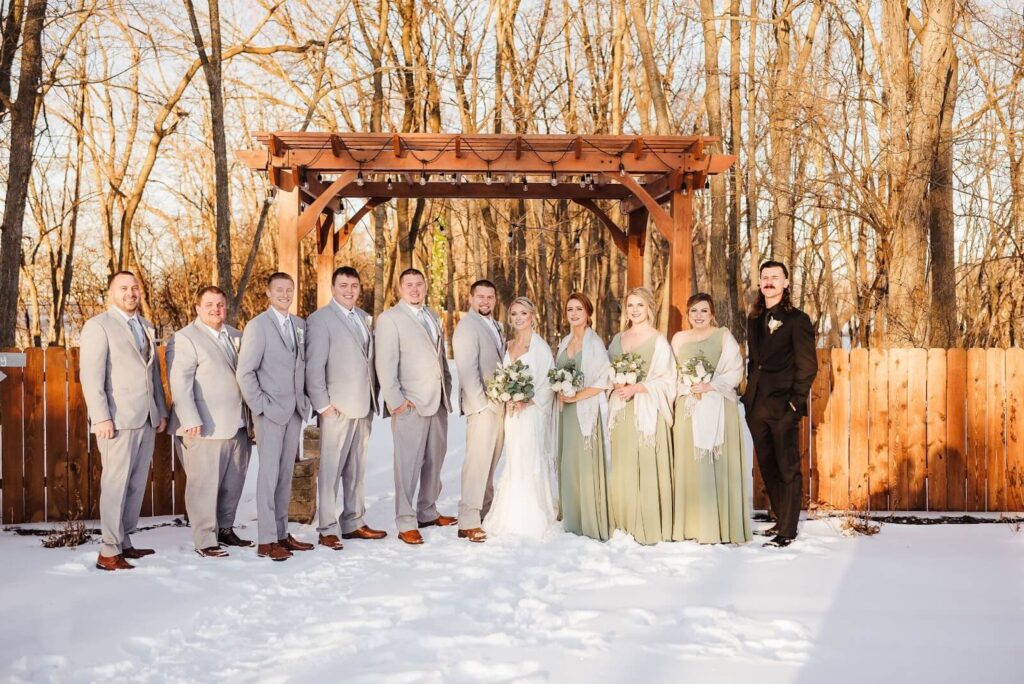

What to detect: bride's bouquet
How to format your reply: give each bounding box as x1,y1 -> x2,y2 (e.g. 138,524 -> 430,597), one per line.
609,353 -> 646,385
487,359 -> 535,403
548,361 -> 584,397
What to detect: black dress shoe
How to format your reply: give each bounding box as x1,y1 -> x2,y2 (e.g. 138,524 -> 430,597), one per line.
763,535 -> 794,548
122,547 -> 155,559
218,528 -> 255,548
754,526 -> 779,537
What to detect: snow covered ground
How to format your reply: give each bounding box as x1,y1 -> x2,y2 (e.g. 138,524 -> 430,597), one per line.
2,368 -> 1022,683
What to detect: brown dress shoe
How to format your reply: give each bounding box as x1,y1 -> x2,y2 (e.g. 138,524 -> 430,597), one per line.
218,528 -> 255,547
122,547 -> 155,559
318,534 -> 344,550
418,514 -> 457,528
341,525 -> 387,540
257,543 -> 292,561
95,554 -> 135,571
398,529 -> 424,545
457,528 -> 487,543
196,546 -> 229,558
278,534 -> 314,552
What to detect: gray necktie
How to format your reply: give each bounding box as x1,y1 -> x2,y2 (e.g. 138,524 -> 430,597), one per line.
418,309 -> 436,343
346,311 -> 368,353
282,318 -> 295,352
128,317 -> 148,356
219,330 -> 237,368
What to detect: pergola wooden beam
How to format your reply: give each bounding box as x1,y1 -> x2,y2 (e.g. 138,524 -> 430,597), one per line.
241,132 -> 735,331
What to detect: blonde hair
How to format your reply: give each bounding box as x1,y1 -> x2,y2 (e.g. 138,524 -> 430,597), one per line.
509,296 -> 537,329
624,287 -> 657,328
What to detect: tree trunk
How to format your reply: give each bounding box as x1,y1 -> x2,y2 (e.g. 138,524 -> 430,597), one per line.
928,50 -> 958,347
0,0 -> 46,347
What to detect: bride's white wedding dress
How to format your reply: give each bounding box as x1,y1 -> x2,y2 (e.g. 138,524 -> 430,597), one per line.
484,332 -> 558,539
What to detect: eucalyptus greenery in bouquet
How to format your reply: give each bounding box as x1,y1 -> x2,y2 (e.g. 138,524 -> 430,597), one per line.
609,352 -> 646,385
486,359 -> 535,403
548,360 -> 584,397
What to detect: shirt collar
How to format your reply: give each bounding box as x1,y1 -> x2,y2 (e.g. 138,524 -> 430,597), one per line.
269,307 -> 290,326
333,299 -> 355,316
401,300 -> 424,315
111,307 -> 139,324
199,320 -> 226,339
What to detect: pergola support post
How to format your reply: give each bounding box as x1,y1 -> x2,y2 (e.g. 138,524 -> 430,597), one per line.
668,183 -> 694,333
277,186 -> 301,313
626,208 -> 647,289
316,212 -> 336,308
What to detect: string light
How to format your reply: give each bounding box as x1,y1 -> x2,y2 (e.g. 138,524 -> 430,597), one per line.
579,174 -> 587,188
619,162 -> 626,176
550,172 -> 558,187
386,177 -> 393,190
485,171 -> 493,186
420,172 -> 428,186
356,170 -> 365,186
522,176 -> 528,192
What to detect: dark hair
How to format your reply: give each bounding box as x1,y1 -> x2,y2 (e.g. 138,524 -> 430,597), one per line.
566,292 -> 594,325
399,268 -> 425,283
195,285 -> 226,306
107,270 -> 136,288
266,272 -> 294,287
686,293 -> 716,322
470,279 -> 496,294
332,266 -> 361,284
749,260 -> 793,319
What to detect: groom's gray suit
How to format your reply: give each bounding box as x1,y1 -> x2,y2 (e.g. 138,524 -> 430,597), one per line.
167,320 -> 251,551
236,308 -> 310,545
80,308 -> 168,557
374,301 -> 452,532
453,310 -> 506,530
305,300 -> 378,536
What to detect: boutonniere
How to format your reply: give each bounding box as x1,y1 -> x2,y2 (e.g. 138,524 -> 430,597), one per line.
295,327 -> 305,345
231,337 -> 241,353
768,317 -> 783,335
365,315 -> 373,329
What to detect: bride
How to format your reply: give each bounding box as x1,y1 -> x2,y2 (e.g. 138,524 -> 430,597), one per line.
484,297 -> 558,538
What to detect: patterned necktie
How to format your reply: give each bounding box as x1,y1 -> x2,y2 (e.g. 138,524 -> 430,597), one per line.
347,311 -> 368,352
219,330 -> 237,368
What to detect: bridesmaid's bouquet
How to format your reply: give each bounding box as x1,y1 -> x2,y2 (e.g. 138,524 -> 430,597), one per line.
548,361 -> 584,397
679,351 -> 714,388
609,353 -> 646,385
487,359 -> 535,403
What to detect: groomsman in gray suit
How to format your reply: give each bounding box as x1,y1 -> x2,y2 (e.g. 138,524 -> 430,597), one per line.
80,271 -> 168,571
305,266 -> 387,550
236,272 -> 314,561
453,279 -> 506,543
167,285 -> 253,558
374,268 -> 455,545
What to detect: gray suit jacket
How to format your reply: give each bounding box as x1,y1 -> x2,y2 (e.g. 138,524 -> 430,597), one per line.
374,302 -> 452,418
453,310 -> 506,415
305,302 -> 379,419
236,308 -> 310,426
80,309 -> 168,432
167,320 -> 249,439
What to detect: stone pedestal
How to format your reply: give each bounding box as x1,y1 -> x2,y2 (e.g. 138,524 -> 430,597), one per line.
288,426 -> 320,524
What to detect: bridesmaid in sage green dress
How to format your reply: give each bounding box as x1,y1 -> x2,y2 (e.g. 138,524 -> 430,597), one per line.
555,293 -> 612,541
607,287 -> 677,545
671,293 -> 751,544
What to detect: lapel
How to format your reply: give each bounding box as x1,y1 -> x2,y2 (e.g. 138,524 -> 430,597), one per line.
107,309 -> 151,366
473,311 -> 504,356
267,309 -> 296,355
398,302 -> 437,349
329,302 -> 368,359
192,320 -> 235,369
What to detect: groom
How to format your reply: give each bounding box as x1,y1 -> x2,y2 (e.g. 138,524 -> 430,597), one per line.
742,260 -> 818,548
452,279 -> 506,543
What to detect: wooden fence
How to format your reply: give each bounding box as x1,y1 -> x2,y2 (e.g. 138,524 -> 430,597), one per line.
1,346 -> 1022,524
752,347 -> 1024,513
0,347 -> 184,524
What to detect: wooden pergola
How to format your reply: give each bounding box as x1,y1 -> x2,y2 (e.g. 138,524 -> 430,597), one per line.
238,133 -> 734,332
